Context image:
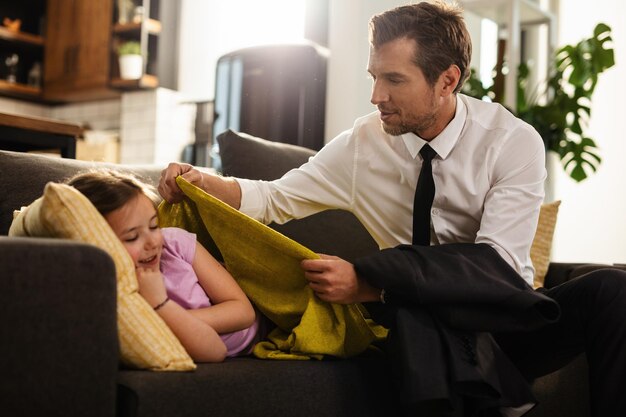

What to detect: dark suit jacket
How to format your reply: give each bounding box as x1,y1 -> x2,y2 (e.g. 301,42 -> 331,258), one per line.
355,243 -> 560,415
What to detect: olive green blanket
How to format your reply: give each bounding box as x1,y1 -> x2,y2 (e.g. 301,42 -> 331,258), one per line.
158,177 -> 387,360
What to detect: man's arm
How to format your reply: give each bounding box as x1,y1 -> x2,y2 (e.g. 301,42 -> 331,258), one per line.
159,162 -> 242,209
475,124 -> 546,284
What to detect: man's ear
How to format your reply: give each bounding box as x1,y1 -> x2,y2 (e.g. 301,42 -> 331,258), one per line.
438,65 -> 461,96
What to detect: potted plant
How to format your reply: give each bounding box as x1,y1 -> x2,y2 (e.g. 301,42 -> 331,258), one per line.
117,40 -> 143,80
463,23 -> 615,182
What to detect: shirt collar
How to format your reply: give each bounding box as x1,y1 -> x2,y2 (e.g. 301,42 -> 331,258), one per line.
401,94 -> 467,160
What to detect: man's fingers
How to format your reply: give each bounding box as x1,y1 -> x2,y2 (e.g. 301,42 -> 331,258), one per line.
301,258 -> 333,272
158,163 -> 194,203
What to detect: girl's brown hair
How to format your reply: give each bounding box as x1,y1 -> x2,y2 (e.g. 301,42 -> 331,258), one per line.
66,170 -> 160,216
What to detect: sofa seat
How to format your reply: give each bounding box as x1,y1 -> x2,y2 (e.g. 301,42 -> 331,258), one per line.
118,356 -> 399,417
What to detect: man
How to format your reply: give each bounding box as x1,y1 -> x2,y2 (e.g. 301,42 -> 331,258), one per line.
160,2 -> 626,416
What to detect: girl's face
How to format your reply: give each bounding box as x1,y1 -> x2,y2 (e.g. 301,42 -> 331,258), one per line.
105,193 -> 163,269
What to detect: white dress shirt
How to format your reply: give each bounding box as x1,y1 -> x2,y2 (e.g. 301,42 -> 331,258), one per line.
237,94 -> 546,286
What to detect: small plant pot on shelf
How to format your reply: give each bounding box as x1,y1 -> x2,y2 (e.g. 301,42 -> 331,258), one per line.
119,54 -> 143,79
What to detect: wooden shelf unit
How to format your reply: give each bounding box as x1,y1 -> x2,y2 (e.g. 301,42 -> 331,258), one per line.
110,0 -> 162,91
112,19 -> 162,35
0,79 -> 41,97
0,27 -> 44,46
110,74 -> 158,89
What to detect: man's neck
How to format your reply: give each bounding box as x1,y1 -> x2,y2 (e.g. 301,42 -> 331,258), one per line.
420,94 -> 458,141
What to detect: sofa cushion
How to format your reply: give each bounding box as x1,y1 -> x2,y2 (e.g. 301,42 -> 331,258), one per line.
9,182 -> 195,371
217,130 -> 379,262
118,356 -> 399,417
218,129 -> 316,180
0,150 -> 162,235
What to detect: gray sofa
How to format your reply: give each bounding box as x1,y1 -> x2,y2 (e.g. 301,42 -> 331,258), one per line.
0,130 -> 619,417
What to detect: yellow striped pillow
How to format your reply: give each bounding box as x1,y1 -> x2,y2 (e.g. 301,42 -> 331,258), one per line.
9,182 -> 195,371
531,200 -> 561,289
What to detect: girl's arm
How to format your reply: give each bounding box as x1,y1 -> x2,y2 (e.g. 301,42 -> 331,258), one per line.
136,266 -> 227,363
190,242 -> 256,334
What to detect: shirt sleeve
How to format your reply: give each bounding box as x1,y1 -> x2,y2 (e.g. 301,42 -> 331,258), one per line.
237,132 -> 357,224
476,123 -> 547,284
161,227 -> 197,264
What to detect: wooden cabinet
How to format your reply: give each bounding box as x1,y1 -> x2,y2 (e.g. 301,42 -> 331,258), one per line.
0,0 -> 46,100
43,0 -> 119,102
0,0 -> 164,103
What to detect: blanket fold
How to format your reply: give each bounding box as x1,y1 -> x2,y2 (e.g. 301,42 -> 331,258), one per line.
157,177 -> 387,360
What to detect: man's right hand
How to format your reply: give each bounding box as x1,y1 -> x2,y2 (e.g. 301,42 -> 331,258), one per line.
158,162 -> 243,209
158,162 -> 204,203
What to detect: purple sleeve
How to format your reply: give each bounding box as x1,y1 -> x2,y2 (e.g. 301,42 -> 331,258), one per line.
161,227 -> 197,264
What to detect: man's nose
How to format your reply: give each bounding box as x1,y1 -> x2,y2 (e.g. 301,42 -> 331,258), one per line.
370,81 -> 389,105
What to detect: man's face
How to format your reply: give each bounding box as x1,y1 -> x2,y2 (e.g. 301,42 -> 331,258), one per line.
367,37 -> 440,138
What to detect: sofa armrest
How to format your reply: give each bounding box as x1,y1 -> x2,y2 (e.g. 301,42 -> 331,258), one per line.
544,262 -> 626,288
0,236 -> 119,417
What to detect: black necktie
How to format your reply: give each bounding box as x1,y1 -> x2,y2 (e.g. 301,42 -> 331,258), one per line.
413,144 -> 437,245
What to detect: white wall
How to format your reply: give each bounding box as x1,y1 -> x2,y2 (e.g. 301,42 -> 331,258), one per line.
550,0 -> 626,263
178,0 -> 306,102
325,1 -> 412,140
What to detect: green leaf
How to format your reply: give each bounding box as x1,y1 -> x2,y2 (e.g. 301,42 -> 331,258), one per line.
463,23 -> 614,182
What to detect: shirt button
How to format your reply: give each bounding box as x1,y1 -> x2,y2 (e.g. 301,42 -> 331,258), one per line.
431,208 -> 440,216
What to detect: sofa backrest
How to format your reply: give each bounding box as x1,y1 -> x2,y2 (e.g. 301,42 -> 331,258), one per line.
1,133 -> 379,261
217,129 -> 379,261
0,150 -> 163,235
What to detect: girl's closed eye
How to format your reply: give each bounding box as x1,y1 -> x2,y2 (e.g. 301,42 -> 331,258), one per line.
124,234 -> 139,242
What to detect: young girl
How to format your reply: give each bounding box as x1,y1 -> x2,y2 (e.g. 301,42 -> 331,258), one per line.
67,170 -> 260,363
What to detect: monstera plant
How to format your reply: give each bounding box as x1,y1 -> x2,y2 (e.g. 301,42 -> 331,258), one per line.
463,23 -> 615,182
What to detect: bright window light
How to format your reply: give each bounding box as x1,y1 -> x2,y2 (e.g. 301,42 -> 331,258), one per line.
178,0 -> 307,100
211,0 -> 306,53
480,18 -> 498,88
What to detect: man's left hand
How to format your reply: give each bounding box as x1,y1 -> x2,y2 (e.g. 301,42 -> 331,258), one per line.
301,254 -> 380,304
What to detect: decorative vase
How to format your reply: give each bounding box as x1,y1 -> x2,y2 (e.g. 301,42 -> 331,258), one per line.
119,55 -> 143,79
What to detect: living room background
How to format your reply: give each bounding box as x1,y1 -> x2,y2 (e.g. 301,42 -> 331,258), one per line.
0,0 -> 623,265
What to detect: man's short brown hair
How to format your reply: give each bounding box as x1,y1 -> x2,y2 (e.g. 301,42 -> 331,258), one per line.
369,1 -> 472,93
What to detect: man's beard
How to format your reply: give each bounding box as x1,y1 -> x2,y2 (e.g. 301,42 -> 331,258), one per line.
381,110 -> 437,136
380,93 -> 439,137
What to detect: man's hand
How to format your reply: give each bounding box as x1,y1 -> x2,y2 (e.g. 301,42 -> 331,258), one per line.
158,162 -> 205,203
158,162 -> 242,209
301,254 -> 380,304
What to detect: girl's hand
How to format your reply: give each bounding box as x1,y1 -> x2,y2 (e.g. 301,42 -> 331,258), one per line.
136,266 -> 168,308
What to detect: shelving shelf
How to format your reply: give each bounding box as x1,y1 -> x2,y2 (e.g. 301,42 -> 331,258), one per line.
0,27 -> 44,46
113,19 -> 162,35
460,0 -> 556,110
110,74 -> 158,89
0,79 -> 41,98
461,0 -> 553,26
110,0 -> 162,91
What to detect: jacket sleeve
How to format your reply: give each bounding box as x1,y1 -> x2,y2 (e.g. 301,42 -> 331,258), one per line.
354,243 -> 560,331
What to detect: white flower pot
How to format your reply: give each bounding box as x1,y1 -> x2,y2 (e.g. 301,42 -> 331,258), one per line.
119,55 -> 143,79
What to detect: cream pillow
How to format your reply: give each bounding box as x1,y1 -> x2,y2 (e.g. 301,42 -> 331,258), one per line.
531,200 -> 561,289
9,182 -> 195,371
